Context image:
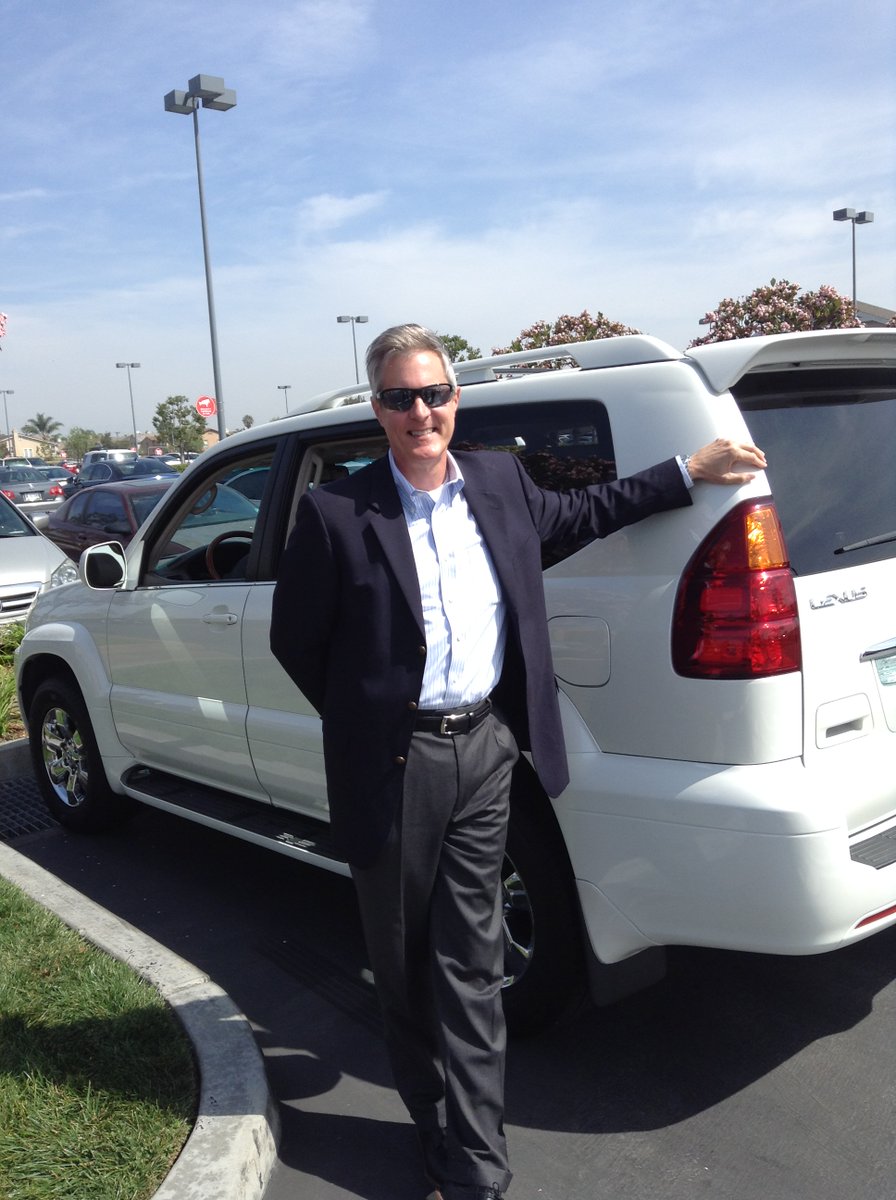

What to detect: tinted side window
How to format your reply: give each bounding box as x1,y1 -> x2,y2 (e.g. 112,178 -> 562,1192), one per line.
453,398 -> 617,567
733,367 -> 896,575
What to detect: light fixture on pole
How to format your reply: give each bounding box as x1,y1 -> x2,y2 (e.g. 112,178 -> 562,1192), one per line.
0,389 -> 13,456
336,315 -> 369,384
164,75 -> 236,441
833,208 -> 875,315
277,384 -> 291,413
115,363 -> 141,451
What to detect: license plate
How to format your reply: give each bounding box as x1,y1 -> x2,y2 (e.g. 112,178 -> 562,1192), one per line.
22,492 -> 40,502
876,657 -> 896,687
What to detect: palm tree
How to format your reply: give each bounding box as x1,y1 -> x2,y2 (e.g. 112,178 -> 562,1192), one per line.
20,412 -> 63,441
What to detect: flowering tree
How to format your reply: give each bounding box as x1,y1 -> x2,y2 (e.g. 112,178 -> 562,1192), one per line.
492,309 -> 641,357
690,279 -> 862,346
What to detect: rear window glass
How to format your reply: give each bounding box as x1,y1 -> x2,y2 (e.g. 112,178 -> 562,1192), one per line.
733,367 -> 896,575
453,399 -> 616,489
453,398 -> 617,568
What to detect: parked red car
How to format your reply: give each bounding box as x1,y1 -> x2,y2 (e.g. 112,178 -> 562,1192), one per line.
43,478 -> 176,561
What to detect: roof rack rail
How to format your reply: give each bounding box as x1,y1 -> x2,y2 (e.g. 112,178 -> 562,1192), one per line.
286,334 -> 684,414
453,334 -> 681,384
289,383 -> 373,416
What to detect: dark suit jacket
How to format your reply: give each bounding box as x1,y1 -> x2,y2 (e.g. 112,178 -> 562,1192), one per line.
271,450 -> 691,867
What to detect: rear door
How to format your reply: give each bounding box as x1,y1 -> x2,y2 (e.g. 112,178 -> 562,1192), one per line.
715,337 -> 896,833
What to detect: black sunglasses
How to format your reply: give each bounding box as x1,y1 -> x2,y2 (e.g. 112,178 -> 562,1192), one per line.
375,383 -> 455,412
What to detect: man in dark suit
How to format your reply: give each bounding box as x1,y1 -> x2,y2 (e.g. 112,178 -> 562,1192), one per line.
271,324 -> 766,1200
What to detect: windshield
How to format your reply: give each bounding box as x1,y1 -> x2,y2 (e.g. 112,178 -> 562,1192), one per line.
0,498 -> 36,537
733,366 -> 896,575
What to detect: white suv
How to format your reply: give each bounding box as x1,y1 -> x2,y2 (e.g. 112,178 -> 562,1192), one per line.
16,328 -> 896,1032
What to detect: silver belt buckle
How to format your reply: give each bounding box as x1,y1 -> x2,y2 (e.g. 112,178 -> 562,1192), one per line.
439,713 -> 461,736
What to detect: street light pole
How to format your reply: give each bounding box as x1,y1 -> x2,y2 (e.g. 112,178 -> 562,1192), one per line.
277,384 -> 291,413
115,363 -> 141,451
164,75 -> 236,442
833,208 -> 875,316
336,315 -> 369,384
0,389 -> 13,456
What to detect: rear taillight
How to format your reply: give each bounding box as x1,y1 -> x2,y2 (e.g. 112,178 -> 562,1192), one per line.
0,489 -> 15,501
672,499 -> 801,679
49,484 -> 65,497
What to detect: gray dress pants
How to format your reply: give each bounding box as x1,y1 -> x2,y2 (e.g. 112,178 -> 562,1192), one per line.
351,711 -> 518,1196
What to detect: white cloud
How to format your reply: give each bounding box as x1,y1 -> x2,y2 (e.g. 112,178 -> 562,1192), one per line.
298,191 -> 389,233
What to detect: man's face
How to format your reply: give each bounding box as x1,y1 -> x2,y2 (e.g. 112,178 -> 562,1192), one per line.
372,350 -> 459,487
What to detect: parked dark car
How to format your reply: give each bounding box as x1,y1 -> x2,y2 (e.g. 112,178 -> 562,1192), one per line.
66,457 -> 180,494
44,478 -> 177,561
0,466 -> 68,515
223,465 -> 270,506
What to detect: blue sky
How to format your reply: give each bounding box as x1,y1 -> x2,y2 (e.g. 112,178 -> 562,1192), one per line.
2,0 -> 894,439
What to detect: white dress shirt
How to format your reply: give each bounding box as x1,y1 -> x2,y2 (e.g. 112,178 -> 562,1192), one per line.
389,451 -> 507,710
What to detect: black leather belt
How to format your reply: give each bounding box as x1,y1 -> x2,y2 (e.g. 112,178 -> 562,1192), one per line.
414,697 -> 492,736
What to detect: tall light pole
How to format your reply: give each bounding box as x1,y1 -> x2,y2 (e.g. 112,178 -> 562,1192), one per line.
164,75 -> 236,441
336,315 -> 369,384
277,384 -> 291,413
115,363 -> 141,451
833,208 -> 875,316
0,389 -> 13,456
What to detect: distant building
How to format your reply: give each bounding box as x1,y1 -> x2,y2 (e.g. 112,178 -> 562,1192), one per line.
3,431 -> 57,460
856,300 -> 896,327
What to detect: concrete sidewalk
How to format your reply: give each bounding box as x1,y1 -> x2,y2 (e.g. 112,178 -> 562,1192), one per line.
0,739 -> 279,1200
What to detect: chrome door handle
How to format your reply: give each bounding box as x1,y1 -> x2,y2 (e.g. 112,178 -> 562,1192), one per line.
203,612 -> 239,626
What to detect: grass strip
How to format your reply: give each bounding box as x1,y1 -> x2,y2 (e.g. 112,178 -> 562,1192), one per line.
0,877 -> 196,1200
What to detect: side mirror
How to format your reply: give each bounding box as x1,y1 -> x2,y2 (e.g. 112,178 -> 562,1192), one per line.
80,543 -> 127,589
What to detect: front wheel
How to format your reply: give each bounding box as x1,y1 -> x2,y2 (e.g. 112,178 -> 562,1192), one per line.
28,678 -> 134,832
501,794 -> 585,1036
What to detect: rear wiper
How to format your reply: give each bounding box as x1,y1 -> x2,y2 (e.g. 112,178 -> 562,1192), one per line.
835,530 -> 896,554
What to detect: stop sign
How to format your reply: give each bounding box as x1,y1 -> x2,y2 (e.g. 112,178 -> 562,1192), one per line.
196,395 -> 217,418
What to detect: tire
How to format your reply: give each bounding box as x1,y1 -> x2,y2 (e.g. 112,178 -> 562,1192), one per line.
500,791 -> 585,1036
28,678 -> 135,832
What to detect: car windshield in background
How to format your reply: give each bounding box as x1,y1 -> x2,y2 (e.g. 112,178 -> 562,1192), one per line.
0,500 -> 37,537
733,366 -> 896,576
0,467 -> 45,483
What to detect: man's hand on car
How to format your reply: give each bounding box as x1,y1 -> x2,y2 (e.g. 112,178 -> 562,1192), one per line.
688,438 -> 767,484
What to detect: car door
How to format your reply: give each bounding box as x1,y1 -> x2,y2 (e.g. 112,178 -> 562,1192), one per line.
103,451 -> 273,798
243,432 -> 390,821
51,491 -> 91,559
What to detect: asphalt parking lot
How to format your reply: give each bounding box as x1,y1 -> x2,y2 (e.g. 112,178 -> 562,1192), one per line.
4,774 -> 896,1200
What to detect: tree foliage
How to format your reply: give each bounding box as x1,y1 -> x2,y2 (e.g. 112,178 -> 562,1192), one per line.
153,396 -> 207,458
436,333 -> 482,362
64,427 -> 100,463
20,412 -> 63,440
493,310 -> 641,357
690,279 -> 861,346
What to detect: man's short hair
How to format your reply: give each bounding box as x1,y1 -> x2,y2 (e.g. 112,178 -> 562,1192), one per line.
365,324 -> 457,396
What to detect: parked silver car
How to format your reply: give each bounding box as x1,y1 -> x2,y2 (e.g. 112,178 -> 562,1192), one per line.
0,466 -> 68,517
0,493 -> 76,625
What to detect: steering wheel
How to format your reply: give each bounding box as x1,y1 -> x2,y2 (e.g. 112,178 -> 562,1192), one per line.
205,530 -> 253,580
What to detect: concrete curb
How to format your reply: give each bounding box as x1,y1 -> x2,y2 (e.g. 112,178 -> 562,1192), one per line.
0,737 -> 30,780
0,748 -> 280,1200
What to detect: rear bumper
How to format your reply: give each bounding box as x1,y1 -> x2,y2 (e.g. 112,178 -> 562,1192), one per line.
556,751 -> 896,963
